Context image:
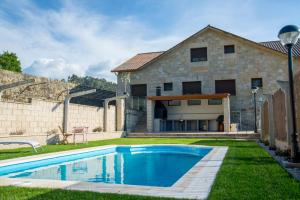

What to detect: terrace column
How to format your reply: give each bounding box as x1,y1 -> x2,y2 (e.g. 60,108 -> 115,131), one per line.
147,99 -> 154,132
223,96 -> 231,132
116,98 -> 125,131
104,100 -> 109,132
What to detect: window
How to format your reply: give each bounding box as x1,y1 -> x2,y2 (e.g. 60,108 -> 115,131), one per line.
208,99 -> 223,105
190,47 -> 207,62
164,82 -> 173,91
215,80 -> 236,95
156,86 -> 161,96
182,81 -> 202,95
251,78 -> 263,89
168,100 -> 181,106
130,84 -> 147,96
187,99 -> 201,105
224,45 -> 235,54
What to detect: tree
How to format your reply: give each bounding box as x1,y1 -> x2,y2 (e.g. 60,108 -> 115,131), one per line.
0,51 -> 22,72
68,74 -> 116,92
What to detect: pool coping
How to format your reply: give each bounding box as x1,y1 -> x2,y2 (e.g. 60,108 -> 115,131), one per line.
0,144 -> 228,199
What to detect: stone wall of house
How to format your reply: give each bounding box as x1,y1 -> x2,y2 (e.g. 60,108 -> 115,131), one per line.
0,98 -> 119,149
0,69 -> 75,102
294,72 -> 300,150
261,101 -> 269,143
117,28 -> 300,131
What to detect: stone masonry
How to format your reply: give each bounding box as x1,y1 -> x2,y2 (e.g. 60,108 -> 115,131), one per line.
116,27 -> 300,131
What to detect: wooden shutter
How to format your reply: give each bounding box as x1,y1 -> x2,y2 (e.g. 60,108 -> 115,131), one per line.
130,84 -> 147,96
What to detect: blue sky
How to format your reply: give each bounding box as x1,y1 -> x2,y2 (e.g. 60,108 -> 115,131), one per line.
0,0 -> 299,81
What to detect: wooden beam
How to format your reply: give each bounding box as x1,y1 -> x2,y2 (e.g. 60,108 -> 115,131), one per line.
147,93 -> 230,101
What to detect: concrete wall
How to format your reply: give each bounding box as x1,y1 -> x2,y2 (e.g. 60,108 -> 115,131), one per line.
117,28 -> 300,131
0,99 -> 121,149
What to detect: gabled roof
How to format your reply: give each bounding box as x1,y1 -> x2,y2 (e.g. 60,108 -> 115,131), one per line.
111,25 -> 299,73
111,52 -> 164,72
260,40 -> 300,57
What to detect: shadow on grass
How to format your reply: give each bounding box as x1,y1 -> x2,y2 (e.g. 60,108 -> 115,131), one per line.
22,187 -> 174,200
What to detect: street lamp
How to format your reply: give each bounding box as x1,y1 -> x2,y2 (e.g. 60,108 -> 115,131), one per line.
252,87 -> 259,133
278,25 -> 300,162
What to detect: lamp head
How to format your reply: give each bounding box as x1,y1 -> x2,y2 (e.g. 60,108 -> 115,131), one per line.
278,25 -> 300,46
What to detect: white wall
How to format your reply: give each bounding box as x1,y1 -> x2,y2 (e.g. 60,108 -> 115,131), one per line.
162,99 -> 223,120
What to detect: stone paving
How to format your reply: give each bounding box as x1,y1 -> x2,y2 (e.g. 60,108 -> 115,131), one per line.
0,144 -> 228,199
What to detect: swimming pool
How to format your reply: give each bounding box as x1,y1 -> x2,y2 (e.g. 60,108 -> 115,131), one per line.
0,145 -> 212,187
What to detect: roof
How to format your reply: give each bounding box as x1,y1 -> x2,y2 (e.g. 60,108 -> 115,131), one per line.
147,93 -> 230,101
70,85 -> 115,107
111,25 -> 300,73
111,52 -> 164,72
260,40 -> 300,57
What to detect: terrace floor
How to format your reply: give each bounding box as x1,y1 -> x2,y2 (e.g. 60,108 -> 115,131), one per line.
0,138 -> 300,200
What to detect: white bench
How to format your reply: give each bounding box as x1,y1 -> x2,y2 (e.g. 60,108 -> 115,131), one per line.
0,141 -> 42,152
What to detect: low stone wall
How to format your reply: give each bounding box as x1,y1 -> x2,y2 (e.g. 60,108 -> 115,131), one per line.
0,98 -> 120,149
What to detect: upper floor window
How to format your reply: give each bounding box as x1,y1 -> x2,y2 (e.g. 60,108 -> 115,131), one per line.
224,45 -> 235,54
156,86 -> 161,96
164,82 -> 173,91
182,81 -> 202,95
131,84 -> 147,97
251,78 -> 263,89
190,47 -> 207,62
215,79 -> 236,96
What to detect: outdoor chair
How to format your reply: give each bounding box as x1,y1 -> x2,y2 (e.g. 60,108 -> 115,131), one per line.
58,126 -> 73,144
58,126 -> 88,144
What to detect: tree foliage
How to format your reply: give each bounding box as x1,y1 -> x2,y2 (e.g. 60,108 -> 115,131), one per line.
68,74 -> 116,92
0,51 -> 22,72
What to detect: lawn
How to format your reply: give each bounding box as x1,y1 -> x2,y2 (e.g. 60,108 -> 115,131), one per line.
0,138 -> 300,200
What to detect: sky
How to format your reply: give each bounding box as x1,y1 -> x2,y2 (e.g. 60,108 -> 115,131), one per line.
0,0 -> 299,82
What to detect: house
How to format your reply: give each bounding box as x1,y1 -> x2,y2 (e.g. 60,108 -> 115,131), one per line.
111,25 -> 300,133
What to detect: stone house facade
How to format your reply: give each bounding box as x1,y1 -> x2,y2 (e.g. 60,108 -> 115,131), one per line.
112,25 -> 300,133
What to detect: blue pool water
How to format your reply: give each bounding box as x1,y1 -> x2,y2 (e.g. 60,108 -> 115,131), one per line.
0,145 -> 212,187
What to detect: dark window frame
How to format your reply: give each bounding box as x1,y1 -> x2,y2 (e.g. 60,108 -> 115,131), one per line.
156,86 -> 161,96
130,84 -> 147,97
182,81 -> 202,95
187,99 -> 201,106
190,47 -> 207,62
215,79 -> 236,96
168,100 -> 181,106
164,82 -> 173,91
251,78 -> 263,89
224,45 -> 235,54
208,99 -> 223,105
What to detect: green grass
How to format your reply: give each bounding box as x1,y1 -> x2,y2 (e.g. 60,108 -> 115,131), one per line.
0,138 -> 300,200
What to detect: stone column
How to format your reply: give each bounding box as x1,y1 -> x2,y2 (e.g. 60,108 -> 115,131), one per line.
116,98 -> 125,131
104,100 -> 109,132
147,99 -> 154,132
264,94 -> 275,148
223,97 -> 231,132
277,81 -> 293,146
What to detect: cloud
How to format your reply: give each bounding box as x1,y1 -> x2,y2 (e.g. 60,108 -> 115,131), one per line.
0,0 -> 179,82
25,58 -> 84,80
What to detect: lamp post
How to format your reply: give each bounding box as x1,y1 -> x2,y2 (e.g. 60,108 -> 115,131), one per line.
278,25 -> 300,162
252,87 -> 259,133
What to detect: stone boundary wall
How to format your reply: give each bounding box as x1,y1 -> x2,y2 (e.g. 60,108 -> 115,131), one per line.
0,98 -> 120,149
